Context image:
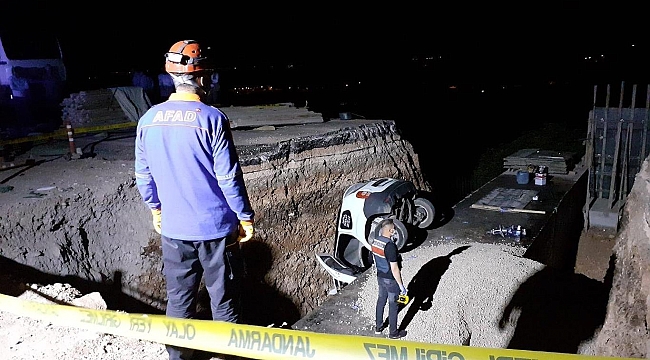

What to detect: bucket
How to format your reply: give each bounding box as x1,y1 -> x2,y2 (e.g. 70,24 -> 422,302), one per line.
535,173 -> 547,185
516,170 -> 529,184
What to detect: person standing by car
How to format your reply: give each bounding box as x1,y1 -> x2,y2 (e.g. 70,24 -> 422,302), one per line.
135,39 -> 255,360
372,218 -> 408,339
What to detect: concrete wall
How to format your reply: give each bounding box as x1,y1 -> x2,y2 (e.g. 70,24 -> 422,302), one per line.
525,169 -> 588,272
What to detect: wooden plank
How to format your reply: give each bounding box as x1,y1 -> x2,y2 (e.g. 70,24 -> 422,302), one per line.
502,148 -> 574,174
470,204 -> 546,214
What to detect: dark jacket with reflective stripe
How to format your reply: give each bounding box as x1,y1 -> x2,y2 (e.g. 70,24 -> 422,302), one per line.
371,235 -> 399,279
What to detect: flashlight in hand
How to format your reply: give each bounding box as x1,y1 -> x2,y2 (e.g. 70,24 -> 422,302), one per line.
397,293 -> 410,305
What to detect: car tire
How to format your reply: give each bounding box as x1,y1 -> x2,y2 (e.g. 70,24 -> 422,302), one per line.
414,197 -> 435,229
392,219 -> 408,250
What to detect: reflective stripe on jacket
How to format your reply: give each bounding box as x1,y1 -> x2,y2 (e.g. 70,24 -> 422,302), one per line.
372,235 -> 395,278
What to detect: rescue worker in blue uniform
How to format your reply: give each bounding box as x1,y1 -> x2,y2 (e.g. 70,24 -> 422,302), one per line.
135,39 -> 254,360
372,218 -> 408,339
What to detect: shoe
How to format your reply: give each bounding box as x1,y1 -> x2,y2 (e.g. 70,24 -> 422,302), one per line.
388,329 -> 407,339
374,324 -> 386,334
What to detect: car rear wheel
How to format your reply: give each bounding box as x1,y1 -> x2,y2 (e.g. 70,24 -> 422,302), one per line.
414,197 -> 435,229
391,219 -> 408,250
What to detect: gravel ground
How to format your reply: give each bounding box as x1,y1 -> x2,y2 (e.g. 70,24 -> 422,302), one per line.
356,242 -> 605,355
0,241 -> 605,360
357,243 -> 536,347
0,282 -> 169,360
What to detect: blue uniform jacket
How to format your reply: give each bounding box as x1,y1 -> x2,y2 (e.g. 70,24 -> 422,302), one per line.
135,93 -> 254,240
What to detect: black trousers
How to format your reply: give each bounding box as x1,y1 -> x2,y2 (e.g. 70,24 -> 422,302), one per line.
161,233 -> 244,360
376,276 -> 400,336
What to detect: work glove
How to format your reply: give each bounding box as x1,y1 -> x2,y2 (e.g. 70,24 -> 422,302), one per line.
399,284 -> 407,295
151,209 -> 162,234
237,220 -> 254,243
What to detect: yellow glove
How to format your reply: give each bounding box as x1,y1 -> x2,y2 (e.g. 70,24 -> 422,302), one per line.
151,208 -> 162,234
237,220 -> 254,242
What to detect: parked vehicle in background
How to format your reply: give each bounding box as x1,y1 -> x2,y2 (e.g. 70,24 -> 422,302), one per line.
0,32 -> 67,134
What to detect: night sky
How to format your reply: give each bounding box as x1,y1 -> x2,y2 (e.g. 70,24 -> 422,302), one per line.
3,2 -> 648,205
2,1 -> 647,100
9,2 -> 646,84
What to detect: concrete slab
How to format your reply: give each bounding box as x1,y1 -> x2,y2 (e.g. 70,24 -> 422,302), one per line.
588,197 -> 623,230
0,109 -> 388,167
220,103 -> 325,129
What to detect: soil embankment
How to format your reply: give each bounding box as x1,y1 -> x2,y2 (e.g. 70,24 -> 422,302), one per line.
0,119 -> 428,327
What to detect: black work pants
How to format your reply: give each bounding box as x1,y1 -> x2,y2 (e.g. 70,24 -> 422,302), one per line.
376,276 -> 400,336
161,233 -> 244,360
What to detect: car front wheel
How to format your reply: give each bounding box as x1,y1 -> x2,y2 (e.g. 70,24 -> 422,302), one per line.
413,197 -> 435,229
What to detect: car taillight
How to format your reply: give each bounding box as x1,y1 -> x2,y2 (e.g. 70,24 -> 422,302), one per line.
356,191 -> 371,199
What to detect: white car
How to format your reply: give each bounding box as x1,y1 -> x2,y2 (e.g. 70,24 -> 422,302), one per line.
316,177 -> 435,286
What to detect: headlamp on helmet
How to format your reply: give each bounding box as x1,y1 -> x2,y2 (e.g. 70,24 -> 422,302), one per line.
165,40 -> 211,74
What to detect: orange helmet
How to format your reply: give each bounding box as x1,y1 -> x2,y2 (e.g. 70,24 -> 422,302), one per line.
164,40 -> 211,74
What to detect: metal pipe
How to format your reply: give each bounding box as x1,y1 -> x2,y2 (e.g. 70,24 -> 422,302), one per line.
583,84 -> 598,229
621,84 -> 637,200
642,84 -> 650,164
621,121 -> 633,200
609,119 -> 623,209
606,81 -> 625,207
597,84 -> 611,198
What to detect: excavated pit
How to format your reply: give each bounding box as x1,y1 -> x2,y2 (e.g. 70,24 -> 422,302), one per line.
2,117 -> 650,357
0,119 -> 429,326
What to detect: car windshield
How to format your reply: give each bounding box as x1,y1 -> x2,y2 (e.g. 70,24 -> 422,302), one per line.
0,32 -> 62,60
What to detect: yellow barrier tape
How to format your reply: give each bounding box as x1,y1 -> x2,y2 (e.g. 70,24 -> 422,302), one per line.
0,293 -> 634,360
0,122 -> 136,147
